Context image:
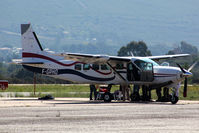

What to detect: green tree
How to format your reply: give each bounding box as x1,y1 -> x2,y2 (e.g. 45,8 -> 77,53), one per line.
167,41 -> 198,55
117,41 -> 152,56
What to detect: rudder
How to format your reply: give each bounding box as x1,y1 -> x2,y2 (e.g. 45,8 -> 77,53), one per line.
21,24 -> 43,53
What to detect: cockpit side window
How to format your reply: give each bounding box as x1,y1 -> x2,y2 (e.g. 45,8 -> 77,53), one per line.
145,63 -> 153,70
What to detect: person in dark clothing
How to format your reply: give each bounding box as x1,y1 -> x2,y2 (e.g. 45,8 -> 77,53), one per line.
90,84 -> 97,100
142,85 -> 151,101
156,87 -> 162,102
120,85 -> 126,101
147,87 -> 152,101
162,87 -> 170,102
141,85 -> 147,101
131,85 -> 140,101
119,85 -> 125,101
107,84 -> 112,92
156,87 -> 170,102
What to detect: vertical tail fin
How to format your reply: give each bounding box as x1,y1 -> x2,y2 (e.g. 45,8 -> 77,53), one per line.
21,24 -> 43,53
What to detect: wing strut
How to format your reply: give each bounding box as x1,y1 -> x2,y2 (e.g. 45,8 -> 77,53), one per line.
106,62 -> 129,84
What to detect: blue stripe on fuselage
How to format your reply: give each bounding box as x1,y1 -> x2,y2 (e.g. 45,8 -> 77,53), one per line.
23,65 -> 115,81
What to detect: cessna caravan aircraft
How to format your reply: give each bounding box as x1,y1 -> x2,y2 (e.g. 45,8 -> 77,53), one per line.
18,24 -> 195,104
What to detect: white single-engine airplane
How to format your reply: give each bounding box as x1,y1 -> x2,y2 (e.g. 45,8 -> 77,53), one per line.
18,24 -> 195,104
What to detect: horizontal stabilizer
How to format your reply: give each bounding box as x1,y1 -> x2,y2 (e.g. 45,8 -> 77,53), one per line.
21,62 -> 44,65
12,59 -> 43,65
11,59 -> 23,64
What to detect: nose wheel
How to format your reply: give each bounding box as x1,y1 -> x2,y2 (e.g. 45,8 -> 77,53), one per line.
170,88 -> 179,104
170,95 -> 179,104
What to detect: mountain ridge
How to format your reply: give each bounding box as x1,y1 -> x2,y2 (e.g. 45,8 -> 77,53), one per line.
0,0 -> 199,55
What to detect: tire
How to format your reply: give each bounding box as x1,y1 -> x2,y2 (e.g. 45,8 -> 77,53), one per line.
104,92 -> 111,102
170,95 -> 179,104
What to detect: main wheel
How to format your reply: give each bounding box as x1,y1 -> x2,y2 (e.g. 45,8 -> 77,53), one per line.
170,95 -> 179,104
104,92 -> 111,102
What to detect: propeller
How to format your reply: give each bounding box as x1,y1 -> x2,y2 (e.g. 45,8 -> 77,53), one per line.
176,63 -> 186,73
177,62 -> 197,97
188,61 -> 197,72
183,77 -> 187,97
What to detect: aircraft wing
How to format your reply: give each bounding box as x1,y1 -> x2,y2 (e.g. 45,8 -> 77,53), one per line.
56,53 -> 190,64
147,54 -> 190,60
56,53 -> 131,64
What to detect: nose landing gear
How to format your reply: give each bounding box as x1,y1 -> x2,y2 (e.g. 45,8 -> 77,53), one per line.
170,88 -> 179,104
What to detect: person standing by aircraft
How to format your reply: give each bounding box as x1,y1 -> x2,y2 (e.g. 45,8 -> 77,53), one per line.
126,85 -> 130,100
156,87 -> 170,102
90,84 -> 97,100
142,85 -> 151,101
120,85 -> 130,101
107,84 -> 112,92
162,87 -> 170,102
131,85 -> 140,101
156,87 -> 162,102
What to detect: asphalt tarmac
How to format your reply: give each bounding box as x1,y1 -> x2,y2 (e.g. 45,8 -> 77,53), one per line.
0,98 -> 199,133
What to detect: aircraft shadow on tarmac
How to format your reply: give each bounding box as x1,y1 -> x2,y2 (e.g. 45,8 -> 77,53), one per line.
50,100 -> 179,105
3,98 -> 183,105
3,98 -> 39,101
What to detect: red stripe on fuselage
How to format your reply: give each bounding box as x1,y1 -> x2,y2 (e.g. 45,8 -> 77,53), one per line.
22,52 -> 112,75
23,52 -> 80,66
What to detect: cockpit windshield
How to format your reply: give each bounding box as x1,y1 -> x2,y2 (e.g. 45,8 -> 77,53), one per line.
141,58 -> 159,66
134,58 -> 159,70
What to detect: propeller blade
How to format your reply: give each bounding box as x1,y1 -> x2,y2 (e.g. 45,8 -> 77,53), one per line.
188,62 -> 197,72
176,63 -> 186,73
183,77 -> 187,97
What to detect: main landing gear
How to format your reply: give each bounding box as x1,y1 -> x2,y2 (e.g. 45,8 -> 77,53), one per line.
104,92 -> 112,103
130,86 -> 179,104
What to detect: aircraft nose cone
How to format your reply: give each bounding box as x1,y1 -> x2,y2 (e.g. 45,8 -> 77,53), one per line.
183,70 -> 192,77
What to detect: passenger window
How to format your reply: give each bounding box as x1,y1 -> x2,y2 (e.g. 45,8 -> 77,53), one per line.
116,64 -> 124,69
83,64 -> 90,70
128,63 -> 133,70
101,64 -> 109,70
75,64 -> 81,70
92,64 -> 99,70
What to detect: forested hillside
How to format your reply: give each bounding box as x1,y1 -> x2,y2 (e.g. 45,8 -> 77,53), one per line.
1,0 -> 199,83
1,0 -> 199,55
